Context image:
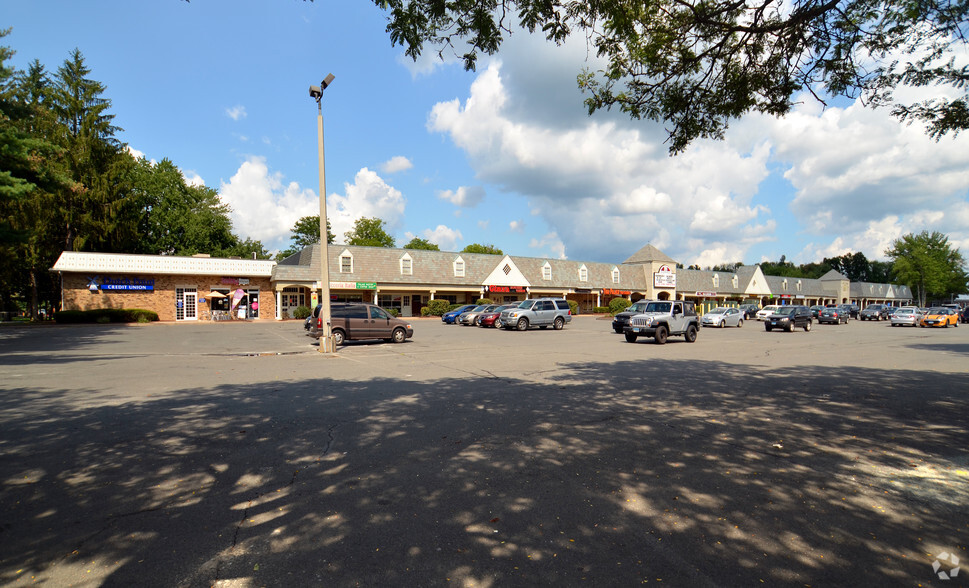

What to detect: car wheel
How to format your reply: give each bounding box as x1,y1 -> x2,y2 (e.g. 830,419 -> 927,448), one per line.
766,325 -> 772,331
516,317 -> 529,331
391,327 -> 407,343
737,319 -> 743,328
553,317 -> 565,330
494,319 -> 502,329
624,332 -> 638,343
685,325 -> 698,342
614,327 -> 623,334
653,325 -> 668,345
786,322 -> 794,332
331,329 -> 346,346
804,320 -> 812,332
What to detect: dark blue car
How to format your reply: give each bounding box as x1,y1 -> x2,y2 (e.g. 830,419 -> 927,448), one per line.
442,304 -> 478,324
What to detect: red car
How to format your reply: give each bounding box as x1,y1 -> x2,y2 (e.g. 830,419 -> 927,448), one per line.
477,304 -> 517,328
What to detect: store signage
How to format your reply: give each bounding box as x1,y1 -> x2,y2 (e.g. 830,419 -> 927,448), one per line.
100,277 -> 154,291
654,265 -> 676,288
602,289 -> 631,296
330,281 -> 377,290
221,277 -> 250,285
695,291 -> 717,297
486,285 -> 527,293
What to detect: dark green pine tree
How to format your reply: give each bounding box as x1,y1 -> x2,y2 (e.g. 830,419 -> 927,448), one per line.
0,33 -> 72,317
49,48 -> 135,253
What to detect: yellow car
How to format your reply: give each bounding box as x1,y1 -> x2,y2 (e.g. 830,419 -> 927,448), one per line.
920,308 -> 959,328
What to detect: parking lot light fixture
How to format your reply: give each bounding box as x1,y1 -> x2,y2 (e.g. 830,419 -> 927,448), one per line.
311,73 -> 335,353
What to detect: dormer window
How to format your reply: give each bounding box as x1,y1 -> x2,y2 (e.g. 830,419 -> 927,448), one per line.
796,280 -> 802,292
453,257 -> 465,278
612,267 -> 620,284
340,250 -> 353,273
578,265 -> 588,282
732,275 -> 739,288
543,262 -> 552,281
400,253 -> 413,275
782,279 -> 788,291
712,274 -> 720,288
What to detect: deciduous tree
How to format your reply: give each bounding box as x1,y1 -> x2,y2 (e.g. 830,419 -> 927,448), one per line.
886,231 -> 968,306
376,0 -> 969,153
345,217 -> 395,247
461,243 -> 503,255
403,237 -> 439,250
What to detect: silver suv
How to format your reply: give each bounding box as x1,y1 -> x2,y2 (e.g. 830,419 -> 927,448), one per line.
623,300 -> 699,344
500,298 -> 572,331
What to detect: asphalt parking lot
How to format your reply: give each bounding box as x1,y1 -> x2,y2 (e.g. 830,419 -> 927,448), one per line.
1,316 -> 967,587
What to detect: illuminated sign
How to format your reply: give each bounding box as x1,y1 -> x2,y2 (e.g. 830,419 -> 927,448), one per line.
486,285 -> 527,293
99,277 -> 155,291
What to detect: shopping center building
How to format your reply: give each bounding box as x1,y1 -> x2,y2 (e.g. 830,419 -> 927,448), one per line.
53,243 -> 912,321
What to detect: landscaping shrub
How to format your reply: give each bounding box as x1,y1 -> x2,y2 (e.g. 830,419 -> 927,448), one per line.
475,298 -> 494,305
425,300 -> 451,316
54,309 -> 159,324
609,298 -> 632,315
568,300 -> 579,315
292,305 -> 312,320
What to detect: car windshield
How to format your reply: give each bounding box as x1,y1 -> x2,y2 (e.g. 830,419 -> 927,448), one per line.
896,309 -> 913,315
710,307 -> 729,314
630,302 -> 650,311
516,301 -> 535,309
774,307 -> 796,316
643,302 -> 672,313
471,305 -> 487,312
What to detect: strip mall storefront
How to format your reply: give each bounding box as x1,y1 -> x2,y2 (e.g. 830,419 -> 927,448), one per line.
54,252 -> 277,322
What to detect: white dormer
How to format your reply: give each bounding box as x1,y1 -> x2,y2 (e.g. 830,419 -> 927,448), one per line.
712,274 -> 720,288
578,264 -> 588,282
400,253 -> 413,275
453,256 -> 465,278
542,262 -> 552,281
612,266 -> 620,284
339,249 -> 353,273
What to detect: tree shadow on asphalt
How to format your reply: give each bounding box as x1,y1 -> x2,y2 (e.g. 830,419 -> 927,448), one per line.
1,360 -> 967,587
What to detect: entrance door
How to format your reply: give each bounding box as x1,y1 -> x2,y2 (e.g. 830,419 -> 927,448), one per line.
176,287 -> 198,321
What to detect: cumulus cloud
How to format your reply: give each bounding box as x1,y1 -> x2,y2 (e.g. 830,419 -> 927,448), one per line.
218,156 -> 318,249
381,156 -> 413,174
529,232 -> 567,259
438,185 -> 485,207
226,105 -> 247,121
327,168 -> 407,242
509,220 -> 524,233
427,59 -> 775,264
415,225 -> 463,250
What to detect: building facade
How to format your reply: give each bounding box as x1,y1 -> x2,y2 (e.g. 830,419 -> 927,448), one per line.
52,244 -> 913,321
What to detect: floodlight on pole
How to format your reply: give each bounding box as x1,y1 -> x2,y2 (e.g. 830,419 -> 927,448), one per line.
311,73 -> 335,353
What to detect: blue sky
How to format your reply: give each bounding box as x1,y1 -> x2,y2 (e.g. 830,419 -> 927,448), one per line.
6,0 -> 969,267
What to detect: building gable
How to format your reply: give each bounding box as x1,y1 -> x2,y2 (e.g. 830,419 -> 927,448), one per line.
482,256 -> 531,287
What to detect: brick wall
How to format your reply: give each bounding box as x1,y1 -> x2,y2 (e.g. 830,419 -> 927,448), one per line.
61,273 -> 276,322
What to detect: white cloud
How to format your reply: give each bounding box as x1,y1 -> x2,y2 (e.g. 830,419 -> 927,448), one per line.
509,220 -> 524,233
183,171 -> 205,187
529,232 -> 566,259
419,225 -> 463,250
218,156 -> 318,249
381,156 -> 413,174
327,168 -> 406,242
438,185 -> 485,207
427,60 -> 775,264
226,105 -> 247,121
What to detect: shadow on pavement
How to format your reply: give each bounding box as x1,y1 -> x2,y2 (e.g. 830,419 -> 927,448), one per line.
1,359 -> 966,586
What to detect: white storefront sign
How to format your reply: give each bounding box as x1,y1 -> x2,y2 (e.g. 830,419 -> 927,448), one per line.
654,264 -> 676,288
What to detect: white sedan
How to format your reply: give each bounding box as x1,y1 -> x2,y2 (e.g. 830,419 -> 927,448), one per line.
755,305 -> 782,321
701,307 -> 745,328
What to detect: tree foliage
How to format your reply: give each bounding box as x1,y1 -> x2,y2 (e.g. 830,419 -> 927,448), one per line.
0,34 -> 266,317
403,236 -> 440,250
276,215 -> 334,260
886,231 -> 968,306
461,243 -> 503,255
376,0 -> 969,153
344,217 -> 396,247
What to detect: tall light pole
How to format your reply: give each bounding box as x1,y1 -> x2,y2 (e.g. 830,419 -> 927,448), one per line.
310,73 -> 335,353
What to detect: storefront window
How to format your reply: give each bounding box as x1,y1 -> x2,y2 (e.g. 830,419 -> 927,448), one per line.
378,294 -> 403,314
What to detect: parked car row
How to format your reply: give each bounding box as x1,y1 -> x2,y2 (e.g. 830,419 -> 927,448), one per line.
443,299 -> 574,331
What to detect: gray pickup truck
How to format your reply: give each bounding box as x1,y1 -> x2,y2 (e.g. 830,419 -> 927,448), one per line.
623,300 -> 699,345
